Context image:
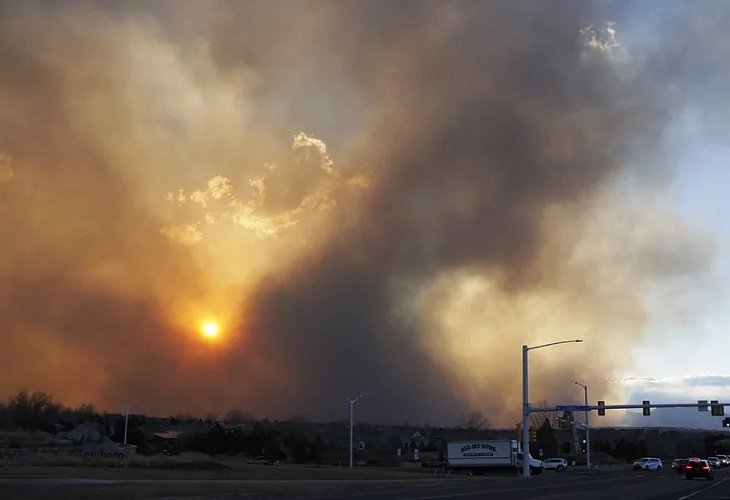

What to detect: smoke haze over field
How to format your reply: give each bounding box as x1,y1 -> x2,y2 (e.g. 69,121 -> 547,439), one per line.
0,1 -> 725,425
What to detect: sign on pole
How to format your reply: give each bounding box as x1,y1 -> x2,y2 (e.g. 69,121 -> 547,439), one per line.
711,400 -> 725,417
556,405 -> 591,412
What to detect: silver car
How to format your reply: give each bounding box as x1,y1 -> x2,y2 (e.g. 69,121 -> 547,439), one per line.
633,457 -> 662,471
542,458 -> 569,471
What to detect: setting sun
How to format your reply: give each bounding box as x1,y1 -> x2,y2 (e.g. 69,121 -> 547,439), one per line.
202,322 -> 219,339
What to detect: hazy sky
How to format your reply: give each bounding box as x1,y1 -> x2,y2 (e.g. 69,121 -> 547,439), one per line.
1,0 -> 729,428
607,7 -> 730,428
617,118 -> 730,429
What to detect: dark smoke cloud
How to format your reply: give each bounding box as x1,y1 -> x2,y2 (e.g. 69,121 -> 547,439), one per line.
0,0 -> 722,425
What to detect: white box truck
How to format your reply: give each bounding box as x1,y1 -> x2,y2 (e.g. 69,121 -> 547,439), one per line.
446,439 -> 543,475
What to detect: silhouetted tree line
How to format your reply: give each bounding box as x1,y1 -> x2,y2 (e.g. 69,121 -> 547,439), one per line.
187,423 -> 279,459
704,434 -> 728,456
593,438 -> 649,462
0,390 -> 105,433
7,390 -> 729,463
535,418 -> 559,457
532,419 -> 661,463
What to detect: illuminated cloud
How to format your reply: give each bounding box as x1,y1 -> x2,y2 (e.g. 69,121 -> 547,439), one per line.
190,175 -> 233,208
165,189 -> 187,205
160,224 -> 203,246
292,132 -> 334,174
581,22 -> 619,53
163,133 -> 360,242
228,201 -> 300,236
0,154 -> 13,183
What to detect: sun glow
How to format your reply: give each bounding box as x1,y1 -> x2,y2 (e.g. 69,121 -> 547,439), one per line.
202,321 -> 219,339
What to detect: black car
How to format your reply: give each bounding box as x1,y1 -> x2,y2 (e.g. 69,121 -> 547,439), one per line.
672,458 -> 689,474
685,460 -> 713,481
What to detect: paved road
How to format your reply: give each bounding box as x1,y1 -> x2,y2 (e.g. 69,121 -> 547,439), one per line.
3,467 -> 730,499
263,468 -> 730,500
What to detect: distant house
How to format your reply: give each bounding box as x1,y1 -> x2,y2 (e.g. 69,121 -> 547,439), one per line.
223,424 -> 252,434
152,430 -> 185,453
57,423 -> 104,444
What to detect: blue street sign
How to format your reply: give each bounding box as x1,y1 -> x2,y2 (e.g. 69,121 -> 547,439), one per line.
556,405 -> 591,412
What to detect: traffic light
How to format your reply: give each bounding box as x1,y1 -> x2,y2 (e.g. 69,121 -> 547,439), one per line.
581,437 -> 586,453
642,400 -> 651,416
711,401 -> 725,416
722,417 -> 730,428
529,426 -> 537,442
597,401 -> 605,416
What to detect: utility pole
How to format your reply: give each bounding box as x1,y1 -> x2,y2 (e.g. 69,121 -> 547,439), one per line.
343,394 -> 362,468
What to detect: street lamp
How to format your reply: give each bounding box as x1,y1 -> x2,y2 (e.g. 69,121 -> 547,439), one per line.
522,339 -> 583,479
123,405 -> 131,445
575,381 -> 591,469
343,394 -> 362,468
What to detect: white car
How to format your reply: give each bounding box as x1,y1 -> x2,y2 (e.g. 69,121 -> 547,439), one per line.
542,458 -> 569,471
707,457 -> 721,468
633,457 -> 662,471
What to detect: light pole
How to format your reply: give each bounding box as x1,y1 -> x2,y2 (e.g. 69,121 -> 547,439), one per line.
343,394 -> 362,468
522,339 -> 583,479
123,405 -> 130,445
575,381 -> 590,469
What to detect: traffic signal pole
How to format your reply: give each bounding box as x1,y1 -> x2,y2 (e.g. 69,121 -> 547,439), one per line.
525,401 -> 730,438
529,402 -> 730,413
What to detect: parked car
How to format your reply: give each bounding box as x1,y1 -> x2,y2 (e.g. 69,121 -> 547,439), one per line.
706,457 -> 721,468
542,458 -> 569,471
685,459 -> 713,480
672,458 -> 690,474
632,457 -> 662,471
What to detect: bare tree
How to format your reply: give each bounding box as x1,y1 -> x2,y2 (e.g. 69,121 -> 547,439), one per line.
460,410 -> 491,430
223,409 -> 255,425
74,403 -> 99,423
557,410 -> 575,431
530,399 -> 559,429
7,390 -> 61,431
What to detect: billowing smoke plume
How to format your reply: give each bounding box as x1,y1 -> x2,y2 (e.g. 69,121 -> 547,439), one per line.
0,0 -> 722,425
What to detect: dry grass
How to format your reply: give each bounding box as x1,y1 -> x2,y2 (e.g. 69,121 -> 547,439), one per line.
0,462 -> 446,479
0,451 -> 228,470
0,453 -> 139,468
0,478 -> 458,500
